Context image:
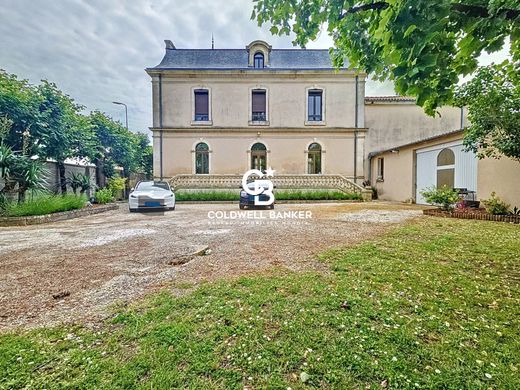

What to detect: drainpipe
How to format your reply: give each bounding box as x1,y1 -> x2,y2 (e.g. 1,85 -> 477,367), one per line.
159,74 -> 164,181
354,75 -> 359,184
460,106 -> 464,130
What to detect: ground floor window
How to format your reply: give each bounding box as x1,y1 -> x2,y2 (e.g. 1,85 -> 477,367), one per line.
436,148 -> 455,188
195,142 -> 209,174
307,143 -> 322,174
251,142 -> 267,171
377,157 -> 384,181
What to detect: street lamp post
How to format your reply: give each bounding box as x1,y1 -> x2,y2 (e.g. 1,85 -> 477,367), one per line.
112,101 -> 128,130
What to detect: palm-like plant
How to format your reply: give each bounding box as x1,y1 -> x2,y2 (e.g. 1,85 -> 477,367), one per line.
66,172 -> 82,195
11,157 -> 47,203
78,173 -> 96,195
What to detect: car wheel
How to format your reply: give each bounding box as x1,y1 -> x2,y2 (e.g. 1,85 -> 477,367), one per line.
129,208 -> 137,213
239,204 -> 245,210
170,206 -> 175,211
269,204 -> 275,210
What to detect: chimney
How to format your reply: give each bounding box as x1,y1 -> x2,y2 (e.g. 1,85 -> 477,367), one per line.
164,40 -> 176,50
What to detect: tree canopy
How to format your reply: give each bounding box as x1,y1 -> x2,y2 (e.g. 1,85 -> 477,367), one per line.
253,0 -> 519,115
455,61 -> 520,160
0,70 -> 152,193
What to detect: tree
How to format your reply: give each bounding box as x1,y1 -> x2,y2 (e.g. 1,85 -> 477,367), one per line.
36,81 -> 89,194
0,71 -> 43,153
133,132 -> 153,178
455,61 -> 520,161
252,0 -> 519,115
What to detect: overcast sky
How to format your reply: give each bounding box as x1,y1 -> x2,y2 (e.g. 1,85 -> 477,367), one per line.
0,0 -> 509,135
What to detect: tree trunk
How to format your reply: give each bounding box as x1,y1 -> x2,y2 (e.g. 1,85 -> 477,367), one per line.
94,158 -> 105,189
57,161 -> 67,195
18,189 -> 26,204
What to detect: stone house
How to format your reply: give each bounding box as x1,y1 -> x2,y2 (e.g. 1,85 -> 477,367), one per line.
146,40 -> 520,207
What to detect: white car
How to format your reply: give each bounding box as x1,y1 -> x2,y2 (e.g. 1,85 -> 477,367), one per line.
129,181 -> 175,212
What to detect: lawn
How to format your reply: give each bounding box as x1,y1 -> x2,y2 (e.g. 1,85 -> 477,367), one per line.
1,194 -> 87,217
1,218 -> 519,389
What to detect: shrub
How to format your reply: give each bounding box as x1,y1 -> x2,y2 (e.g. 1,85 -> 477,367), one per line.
1,194 -> 86,217
420,186 -> 460,211
174,190 -> 362,202
482,192 -> 510,215
95,188 -> 114,204
107,177 -> 126,196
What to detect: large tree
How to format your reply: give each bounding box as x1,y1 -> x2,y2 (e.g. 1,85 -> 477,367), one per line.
253,0 -> 519,115
36,81 -> 90,194
455,61 -> 520,160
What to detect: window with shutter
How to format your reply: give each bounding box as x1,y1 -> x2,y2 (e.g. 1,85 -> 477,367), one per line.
194,89 -> 209,121
308,90 -> 323,121
251,90 -> 266,121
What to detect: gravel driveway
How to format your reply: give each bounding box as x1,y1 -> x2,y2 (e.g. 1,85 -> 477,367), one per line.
0,202 -> 423,331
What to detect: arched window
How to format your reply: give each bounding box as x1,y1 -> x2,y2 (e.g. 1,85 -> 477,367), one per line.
251,143 -> 267,171
195,142 -> 209,174
437,148 -> 455,188
254,52 -> 264,68
307,143 -> 322,174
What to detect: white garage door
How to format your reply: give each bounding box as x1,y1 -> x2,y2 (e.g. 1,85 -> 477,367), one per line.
415,141 -> 478,205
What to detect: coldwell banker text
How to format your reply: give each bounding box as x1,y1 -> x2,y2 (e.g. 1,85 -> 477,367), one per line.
208,210 -> 313,220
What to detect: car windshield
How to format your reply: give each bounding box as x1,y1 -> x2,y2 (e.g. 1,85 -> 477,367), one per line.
136,181 -> 170,191
246,181 -> 270,190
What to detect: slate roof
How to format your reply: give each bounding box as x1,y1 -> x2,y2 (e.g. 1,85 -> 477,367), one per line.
149,48 -> 347,71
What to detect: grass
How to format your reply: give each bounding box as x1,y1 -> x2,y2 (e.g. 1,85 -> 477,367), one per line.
0,194 -> 87,217
175,190 -> 362,201
1,218 -> 519,389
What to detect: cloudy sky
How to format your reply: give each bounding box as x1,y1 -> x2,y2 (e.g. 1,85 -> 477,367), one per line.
0,0 -> 508,135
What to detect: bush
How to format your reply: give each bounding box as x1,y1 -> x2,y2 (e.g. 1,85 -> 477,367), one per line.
174,190 -> 362,202
1,194 -> 87,217
420,186 -> 460,211
107,177 -> 126,196
95,188 -> 114,204
275,190 -> 362,201
482,192 -> 510,215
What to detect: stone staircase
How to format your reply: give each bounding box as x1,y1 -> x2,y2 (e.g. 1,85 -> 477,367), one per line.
169,174 -> 372,201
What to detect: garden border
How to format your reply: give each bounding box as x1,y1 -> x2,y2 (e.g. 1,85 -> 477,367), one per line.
0,204 -> 119,227
423,208 -> 520,224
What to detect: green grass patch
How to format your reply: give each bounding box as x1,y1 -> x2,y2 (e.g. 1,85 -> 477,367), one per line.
1,194 -> 87,217
175,190 -> 362,201
1,218 -> 519,388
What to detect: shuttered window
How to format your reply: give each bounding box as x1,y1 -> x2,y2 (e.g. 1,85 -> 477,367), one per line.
308,90 -> 323,121
194,89 -> 209,121
252,90 -> 266,121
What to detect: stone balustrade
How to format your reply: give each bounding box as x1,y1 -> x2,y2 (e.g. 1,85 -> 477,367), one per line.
169,174 -> 372,201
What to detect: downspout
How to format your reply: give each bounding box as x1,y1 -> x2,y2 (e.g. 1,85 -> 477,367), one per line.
159,74 -> 164,181
460,106 -> 464,130
354,75 -> 359,184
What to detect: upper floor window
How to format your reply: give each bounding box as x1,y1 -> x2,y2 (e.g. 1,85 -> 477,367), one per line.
308,90 -> 323,122
252,89 -> 267,121
194,89 -> 209,121
254,52 -> 264,68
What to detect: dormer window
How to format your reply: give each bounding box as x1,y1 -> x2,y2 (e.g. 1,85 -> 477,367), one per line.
247,40 -> 271,67
254,52 -> 264,68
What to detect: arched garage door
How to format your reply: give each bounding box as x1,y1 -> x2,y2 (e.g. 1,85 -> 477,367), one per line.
415,141 -> 478,205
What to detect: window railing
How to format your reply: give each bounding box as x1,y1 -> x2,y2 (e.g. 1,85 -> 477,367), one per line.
194,114 -> 209,121
307,114 -> 322,122
252,112 -> 266,121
